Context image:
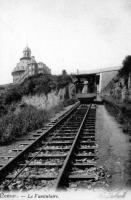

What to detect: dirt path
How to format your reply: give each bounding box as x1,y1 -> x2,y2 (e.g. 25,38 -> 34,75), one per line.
96,105 -> 131,189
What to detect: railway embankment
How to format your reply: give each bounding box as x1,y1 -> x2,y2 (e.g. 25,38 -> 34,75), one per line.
95,104 -> 131,189
0,103 -> 112,191
0,73 -> 76,145
100,56 -> 131,134
102,96 -> 131,133
0,102 -> 130,190
0,102 -> 77,168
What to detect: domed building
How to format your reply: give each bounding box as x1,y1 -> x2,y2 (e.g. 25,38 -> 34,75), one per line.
12,47 -> 51,83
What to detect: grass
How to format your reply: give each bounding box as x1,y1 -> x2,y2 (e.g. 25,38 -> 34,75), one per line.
104,101 -> 131,134
0,73 -> 76,145
0,93 -> 65,145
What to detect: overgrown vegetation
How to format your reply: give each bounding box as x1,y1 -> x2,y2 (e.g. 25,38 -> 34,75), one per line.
0,72 -> 75,145
104,101 -> 131,135
119,55 -> 131,77
0,103 -> 64,145
101,55 -> 131,104
0,73 -> 72,106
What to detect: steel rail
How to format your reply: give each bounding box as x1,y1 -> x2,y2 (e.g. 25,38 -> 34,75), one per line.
54,104 -> 92,189
0,103 -> 96,191
0,102 -> 80,184
5,140 -> 50,188
3,102 -> 82,188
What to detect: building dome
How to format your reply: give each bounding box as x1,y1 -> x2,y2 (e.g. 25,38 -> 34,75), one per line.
23,46 -> 31,53
12,47 -> 32,74
12,46 -> 51,83
23,46 -> 31,58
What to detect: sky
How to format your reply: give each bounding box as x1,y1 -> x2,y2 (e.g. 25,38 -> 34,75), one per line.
0,0 -> 131,84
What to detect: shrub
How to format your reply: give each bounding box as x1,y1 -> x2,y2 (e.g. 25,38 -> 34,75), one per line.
0,105 -> 46,144
120,55 -> 131,77
0,104 -> 7,117
0,72 -> 74,144
3,86 -> 23,104
21,74 -> 57,95
56,74 -> 72,90
0,73 -> 72,107
0,101 -> 65,145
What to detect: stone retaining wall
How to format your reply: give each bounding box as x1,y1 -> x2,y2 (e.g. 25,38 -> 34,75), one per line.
101,72 -> 131,104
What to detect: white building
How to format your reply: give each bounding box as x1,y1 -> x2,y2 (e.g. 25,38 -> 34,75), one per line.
12,47 -> 51,83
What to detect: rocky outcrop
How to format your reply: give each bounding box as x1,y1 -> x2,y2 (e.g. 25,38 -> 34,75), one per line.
101,72 -> 131,104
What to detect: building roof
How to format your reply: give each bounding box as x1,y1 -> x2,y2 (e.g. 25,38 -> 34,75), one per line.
77,66 -> 121,75
12,47 -> 36,74
23,46 -> 31,53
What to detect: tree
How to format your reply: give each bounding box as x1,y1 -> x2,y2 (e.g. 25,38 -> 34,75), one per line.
120,55 -> 131,76
62,70 -> 67,76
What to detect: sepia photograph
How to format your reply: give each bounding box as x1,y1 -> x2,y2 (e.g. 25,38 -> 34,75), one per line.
0,0 -> 131,199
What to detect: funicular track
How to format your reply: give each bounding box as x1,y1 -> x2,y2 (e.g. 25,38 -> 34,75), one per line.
0,102 -> 97,190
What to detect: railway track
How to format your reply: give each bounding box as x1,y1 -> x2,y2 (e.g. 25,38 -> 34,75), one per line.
0,103 -> 98,191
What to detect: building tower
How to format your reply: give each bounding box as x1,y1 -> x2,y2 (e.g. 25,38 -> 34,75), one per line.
12,46 -> 51,83
23,46 -> 31,58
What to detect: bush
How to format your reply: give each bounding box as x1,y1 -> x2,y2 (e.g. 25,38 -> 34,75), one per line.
3,86 -> 23,104
120,55 -> 131,77
0,73 -> 72,107
0,104 -> 7,117
0,105 -> 46,144
21,74 -> 57,95
56,74 -> 72,90
0,72 -> 74,144
0,101 -> 64,145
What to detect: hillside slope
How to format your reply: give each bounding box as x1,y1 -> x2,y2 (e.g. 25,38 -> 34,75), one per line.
0,73 -> 76,145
